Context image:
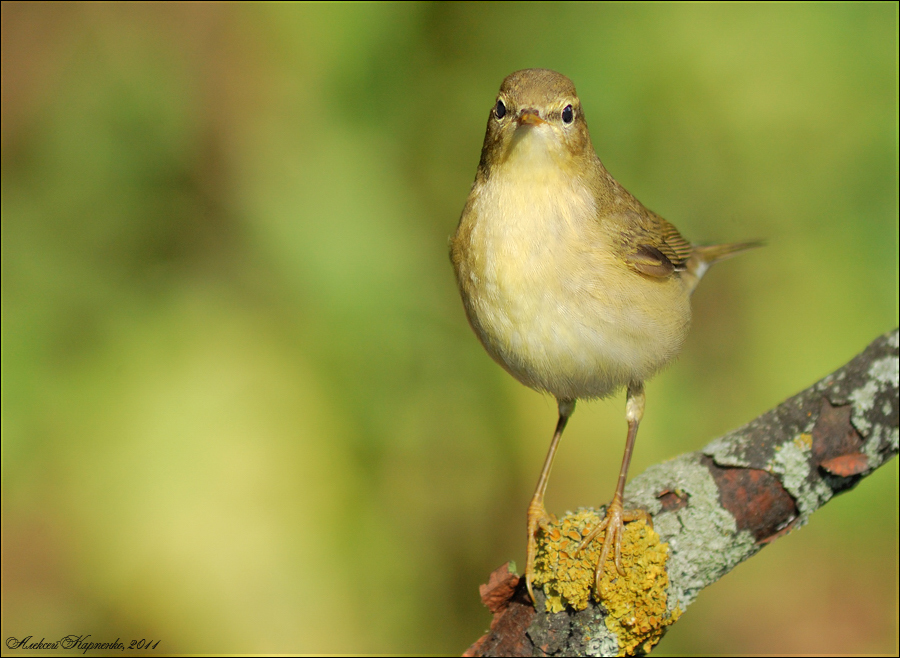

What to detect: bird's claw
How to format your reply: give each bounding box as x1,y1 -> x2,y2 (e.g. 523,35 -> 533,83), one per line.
525,497 -> 555,604
578,499 -> 651,592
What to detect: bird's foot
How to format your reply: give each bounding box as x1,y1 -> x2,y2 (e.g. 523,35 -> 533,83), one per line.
525,496 -> 556,604
578,498 -> 652,593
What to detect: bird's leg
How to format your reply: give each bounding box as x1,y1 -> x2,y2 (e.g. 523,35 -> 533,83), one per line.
525,398 -> 575,603
578,382 -> 651,593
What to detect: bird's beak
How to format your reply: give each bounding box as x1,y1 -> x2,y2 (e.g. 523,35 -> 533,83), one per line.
518,110 -> 546,126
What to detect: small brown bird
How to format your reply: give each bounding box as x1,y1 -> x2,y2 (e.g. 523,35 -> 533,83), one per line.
450,69 -> 759,602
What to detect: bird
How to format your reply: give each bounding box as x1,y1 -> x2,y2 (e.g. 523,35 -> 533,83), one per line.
449,68 -> 760,603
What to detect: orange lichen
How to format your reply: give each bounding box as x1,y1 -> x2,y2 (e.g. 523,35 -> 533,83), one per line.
531,508 -> 681,656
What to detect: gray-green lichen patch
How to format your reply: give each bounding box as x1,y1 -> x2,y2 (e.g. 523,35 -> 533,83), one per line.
701,429 -> 753,467
868,425 -> 900,456
848,354 -> 899,446
626,456 -> 756,611
585,629 -> 618,658
576,602 -> 616,657
767,433 -> 830,517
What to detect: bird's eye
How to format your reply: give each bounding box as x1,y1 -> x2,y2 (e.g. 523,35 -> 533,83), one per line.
495,99 -> 507,119
562,104 -> 574,124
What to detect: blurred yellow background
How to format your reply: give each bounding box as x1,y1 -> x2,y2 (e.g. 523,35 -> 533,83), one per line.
2,3 -> 897,654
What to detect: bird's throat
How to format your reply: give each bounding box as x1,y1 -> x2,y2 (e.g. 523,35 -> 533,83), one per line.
501,126 -> 568,179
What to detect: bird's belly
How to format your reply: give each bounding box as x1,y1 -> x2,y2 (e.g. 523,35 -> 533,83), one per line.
457,191 -> 690,400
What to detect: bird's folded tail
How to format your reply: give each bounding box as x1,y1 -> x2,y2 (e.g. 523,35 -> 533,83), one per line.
684,240 -> 764,294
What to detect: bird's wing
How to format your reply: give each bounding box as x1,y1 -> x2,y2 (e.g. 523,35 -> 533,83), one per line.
616,210 -> 693,278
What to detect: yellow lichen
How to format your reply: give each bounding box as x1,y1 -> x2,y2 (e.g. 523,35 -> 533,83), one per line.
794,433 -> 813,450
531,509 -> 681,656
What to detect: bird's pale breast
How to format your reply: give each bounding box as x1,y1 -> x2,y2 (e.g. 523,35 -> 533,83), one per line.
452,164 -> 691,401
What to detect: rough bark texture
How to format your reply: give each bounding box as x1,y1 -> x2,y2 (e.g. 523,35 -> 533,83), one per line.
465,329 -> 899,657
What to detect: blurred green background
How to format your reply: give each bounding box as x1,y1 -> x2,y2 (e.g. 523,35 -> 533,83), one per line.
2,3 -> 897,655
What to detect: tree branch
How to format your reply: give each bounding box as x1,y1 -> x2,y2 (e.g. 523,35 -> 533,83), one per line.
465,328 -> 899,657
